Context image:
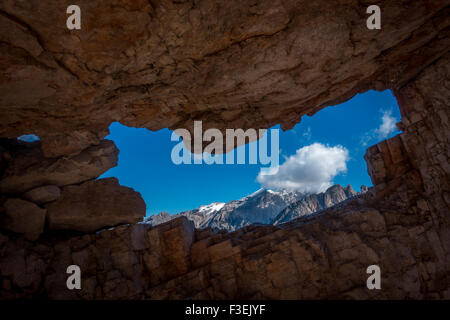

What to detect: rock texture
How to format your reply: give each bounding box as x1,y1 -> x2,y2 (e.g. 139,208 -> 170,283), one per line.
1,198 -> 46,241
0,138 -> 145,239
0,139 -> 119,194
0,1 -> 448,151
1,51 -> 447,300
47,178 -> 146,233
0,1 -> 449,301
23,185 -> 61,205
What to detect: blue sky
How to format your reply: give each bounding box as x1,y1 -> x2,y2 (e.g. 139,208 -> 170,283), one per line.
99,89 -> 401,216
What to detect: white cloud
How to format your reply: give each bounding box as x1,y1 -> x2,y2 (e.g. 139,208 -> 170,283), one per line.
376,110 -> 397,139
361,110 -> 398,146
256,143 -> 349,193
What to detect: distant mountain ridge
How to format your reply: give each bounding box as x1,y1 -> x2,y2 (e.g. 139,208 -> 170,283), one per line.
272,184 -> 357,225
144,184 -> 362,231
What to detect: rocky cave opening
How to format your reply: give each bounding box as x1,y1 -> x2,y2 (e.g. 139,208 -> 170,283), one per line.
96,89 -> 402,232
1,60 -> 448,298
0,0 -> 448,300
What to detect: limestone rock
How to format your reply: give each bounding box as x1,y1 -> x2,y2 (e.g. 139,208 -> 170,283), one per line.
0,0 -> 449,302
39,130 -> 104,158
23,185 -> 61,205
47,178 -> 145,232
1,198 -> 46,241
364,135 -> 412,187
0,1 -> 448,144
0,140 -> 119,194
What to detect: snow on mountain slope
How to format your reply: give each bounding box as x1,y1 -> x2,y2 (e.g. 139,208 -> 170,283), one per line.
143,185 -> 363,231
272,184 -> 358,225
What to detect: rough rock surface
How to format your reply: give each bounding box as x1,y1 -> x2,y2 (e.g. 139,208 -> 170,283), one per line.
0,1 -> 448,152
0,1 -> 449,300
0,139 -> 118,194
47,178 -> 146,233
23,185 -> 61,205
1,198 -> 46,241
1,51 -> 447,300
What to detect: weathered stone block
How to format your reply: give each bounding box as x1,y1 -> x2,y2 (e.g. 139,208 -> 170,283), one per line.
23,185 -> 60,204
47,178 -> 145,232
0,140 -> 119,194
1,198 -> 46,241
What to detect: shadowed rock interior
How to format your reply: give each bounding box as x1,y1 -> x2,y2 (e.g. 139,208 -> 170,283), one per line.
0,0 -> 449,299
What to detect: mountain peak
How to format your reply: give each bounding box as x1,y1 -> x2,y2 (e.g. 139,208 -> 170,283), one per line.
144,184 -> 358,231
272,184 -> 359,225
245,188 -> 265,198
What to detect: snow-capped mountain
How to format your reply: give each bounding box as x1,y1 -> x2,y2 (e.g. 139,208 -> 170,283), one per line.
144,202 -> 226,228
272,184 -> 357,225
144,184 -> 361,231
204,188 -> 304,231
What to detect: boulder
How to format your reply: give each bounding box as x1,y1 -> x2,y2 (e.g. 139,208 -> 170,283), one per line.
47,178 -> 145,233
39,130 -> 105,158
0,139 -> 118,194
23,185 -> 61,205
1,198 -> 46,241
